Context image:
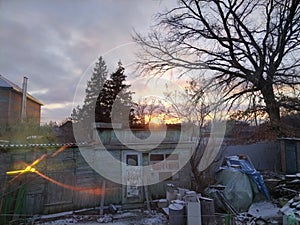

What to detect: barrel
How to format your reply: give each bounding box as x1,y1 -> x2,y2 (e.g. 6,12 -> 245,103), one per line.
169,203 -> 185,225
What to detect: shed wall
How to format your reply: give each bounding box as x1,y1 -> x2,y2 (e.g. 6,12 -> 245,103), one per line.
0,145 -> 192,215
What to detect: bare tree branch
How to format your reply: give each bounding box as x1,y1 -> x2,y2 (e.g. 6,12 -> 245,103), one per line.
134,0 -> 300,131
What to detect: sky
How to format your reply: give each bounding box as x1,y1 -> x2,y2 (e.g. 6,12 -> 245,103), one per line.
0,0 -> 177,124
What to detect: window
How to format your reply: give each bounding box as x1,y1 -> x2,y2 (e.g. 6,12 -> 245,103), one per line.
126,154 -> 138,166
150,154 -> 164,161
149,153 -> 179,171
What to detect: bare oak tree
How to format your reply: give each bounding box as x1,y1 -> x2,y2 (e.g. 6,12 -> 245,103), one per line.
164,78 -> 227,191
134,0 -> 300,133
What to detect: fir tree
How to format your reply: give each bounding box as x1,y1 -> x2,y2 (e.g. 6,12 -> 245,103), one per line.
95,61 -> 134,125
72,56 -> 108,123
84,57 -> 108,115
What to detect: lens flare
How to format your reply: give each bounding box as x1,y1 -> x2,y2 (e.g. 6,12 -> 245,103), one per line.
6,146 -> 103,195
6,153 -> 47,183
34,170 -> 103,195
51,145 -> 68,157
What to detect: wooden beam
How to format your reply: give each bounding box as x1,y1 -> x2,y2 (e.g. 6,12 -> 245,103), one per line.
100,180 -> 106,215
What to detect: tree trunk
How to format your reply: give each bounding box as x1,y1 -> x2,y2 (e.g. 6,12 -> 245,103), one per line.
260,83 -> 281,133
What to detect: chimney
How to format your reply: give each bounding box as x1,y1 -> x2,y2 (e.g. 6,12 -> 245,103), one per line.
21,76 -> 28,123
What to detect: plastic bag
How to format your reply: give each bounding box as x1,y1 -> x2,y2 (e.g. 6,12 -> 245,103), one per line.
216,169 -> 253,212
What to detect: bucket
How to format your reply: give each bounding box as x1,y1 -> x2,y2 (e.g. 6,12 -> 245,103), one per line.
169,203 -> 185,225
166,184 -> 178,201
167,189 -> 178,201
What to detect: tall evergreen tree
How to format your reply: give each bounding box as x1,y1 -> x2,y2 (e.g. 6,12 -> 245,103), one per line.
84,57 -> 108,115
72,56 -> 108,123
95,61 -> 134,125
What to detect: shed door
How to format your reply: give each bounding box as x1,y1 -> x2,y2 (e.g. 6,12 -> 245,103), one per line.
122,152 -> 143,204
285,142 -> 298,174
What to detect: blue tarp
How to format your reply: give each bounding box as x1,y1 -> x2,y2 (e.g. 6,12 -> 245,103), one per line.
219,155 -> 270,200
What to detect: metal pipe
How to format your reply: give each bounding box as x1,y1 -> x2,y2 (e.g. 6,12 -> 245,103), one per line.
21,76 -> 28,122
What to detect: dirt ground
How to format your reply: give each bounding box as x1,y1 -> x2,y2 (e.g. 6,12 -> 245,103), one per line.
32,210 -> 169,225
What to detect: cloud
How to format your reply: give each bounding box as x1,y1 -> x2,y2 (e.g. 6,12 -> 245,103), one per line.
0,0 -> 175,123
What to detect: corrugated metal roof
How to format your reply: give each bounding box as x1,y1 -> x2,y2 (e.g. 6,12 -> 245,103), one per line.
0,74 -> 43,105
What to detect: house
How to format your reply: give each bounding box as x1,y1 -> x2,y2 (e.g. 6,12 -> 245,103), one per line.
0,74 -> 43,126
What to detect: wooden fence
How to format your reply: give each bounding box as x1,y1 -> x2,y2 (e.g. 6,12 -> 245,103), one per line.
0,146 -> 122,222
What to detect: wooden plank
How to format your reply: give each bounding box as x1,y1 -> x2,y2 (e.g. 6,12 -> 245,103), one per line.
281,140 -> 286,172
144,185 -> 151,211
297,141 -> 300,172
100,180 -> 106,215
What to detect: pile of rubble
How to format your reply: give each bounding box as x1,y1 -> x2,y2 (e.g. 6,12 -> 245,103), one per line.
32,210 -> 168,225
152,155 -> 300,225
151,184 -> 218,225
264,171 -> 300,224
32,154 -> 300,225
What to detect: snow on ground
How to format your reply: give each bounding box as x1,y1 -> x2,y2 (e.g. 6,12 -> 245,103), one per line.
33,210 -> 168,225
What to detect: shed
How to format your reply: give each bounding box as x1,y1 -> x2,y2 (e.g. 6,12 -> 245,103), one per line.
1,123 -> 196,215
86,122 -> 196,207
279,138 -> 300,174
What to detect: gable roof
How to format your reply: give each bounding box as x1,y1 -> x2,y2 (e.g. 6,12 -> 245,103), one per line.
0,74 -> 43,105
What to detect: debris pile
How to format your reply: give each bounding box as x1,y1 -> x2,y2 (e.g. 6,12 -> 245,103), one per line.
28,154 -> 300,225
262,171 -> 300,223
206,155 -> 270,211
153,155 -> 300,224
281,196 -> 300,224
151,183 -> 217,225
266,173 -> 300,201
32,210 -> 168,225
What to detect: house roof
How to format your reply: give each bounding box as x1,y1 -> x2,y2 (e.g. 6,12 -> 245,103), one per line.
0,74 -> 43,105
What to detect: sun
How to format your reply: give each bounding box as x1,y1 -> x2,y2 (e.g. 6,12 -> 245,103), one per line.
148,115 -> 181,126
149,117 -> 164,125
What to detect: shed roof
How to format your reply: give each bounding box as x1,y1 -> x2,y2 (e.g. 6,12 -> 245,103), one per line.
278,137 -> 300,141
0,74 -> 43,105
